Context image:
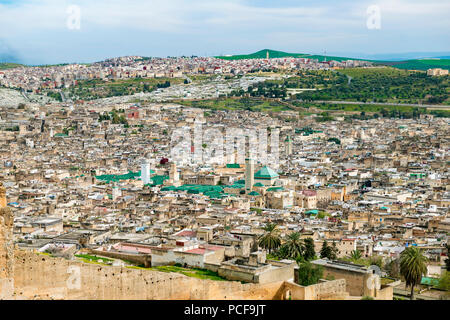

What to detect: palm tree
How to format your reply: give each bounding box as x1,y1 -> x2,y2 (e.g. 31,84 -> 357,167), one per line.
349,249 -> 362,262
284,232 -> 304,260
400,247 -> 428,300
258,223 -> 281,253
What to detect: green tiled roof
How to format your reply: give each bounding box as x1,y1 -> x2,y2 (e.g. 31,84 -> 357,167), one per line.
248,191 -> 260,196
267,186 -> 283,192
254,166 -> 279,179
421,277 -> 439,286
95,170 -> 156,183
253,182 -> 264,187
226,163 -> 241,168
146,175 -> 169,186
95,171 -> 140,182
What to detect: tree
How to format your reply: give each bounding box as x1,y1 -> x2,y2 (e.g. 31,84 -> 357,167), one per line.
304,238 -> 316,261
369,256 -> 384,269
385,258 -> 400,278
331,242 -> 339,260
320,240 -> 332,259
445,244 -> 450,271
258,223 -> 281,253
437,271 -> 450,291
283,232 -> 304,260
297,261 -> 323,286
400,247 -> 428,300
349,249 -> 362,262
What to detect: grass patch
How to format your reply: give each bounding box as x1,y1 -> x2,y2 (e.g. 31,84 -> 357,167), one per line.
74,254 -> 114,265
126,264 -> 227,281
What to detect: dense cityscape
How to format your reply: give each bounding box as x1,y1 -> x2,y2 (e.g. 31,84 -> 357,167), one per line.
0,1 -> 449,308
1,50 -> 449,301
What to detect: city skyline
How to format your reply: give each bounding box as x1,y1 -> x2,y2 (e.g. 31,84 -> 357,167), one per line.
0,0 -> 449,65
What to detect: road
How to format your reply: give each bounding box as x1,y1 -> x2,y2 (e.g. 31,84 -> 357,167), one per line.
60,91 -> 67,102
20,89 -> 30,101
313,100 -> 450,110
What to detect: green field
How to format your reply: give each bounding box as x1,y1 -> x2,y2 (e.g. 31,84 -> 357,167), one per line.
378,59 -> 450,71
127,264 -> 227,281
173,97 -> 291,112
295,101 -> 450,118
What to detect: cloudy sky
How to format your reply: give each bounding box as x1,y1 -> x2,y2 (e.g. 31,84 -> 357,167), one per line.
0,0 -> 449,64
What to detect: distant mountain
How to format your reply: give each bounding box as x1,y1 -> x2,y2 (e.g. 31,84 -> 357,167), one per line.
216,49 -> 360,62
327,51 -> 450,61
216,49 -> 450,71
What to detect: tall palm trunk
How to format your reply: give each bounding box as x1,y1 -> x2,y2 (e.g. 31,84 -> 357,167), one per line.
410,285 -> 414,300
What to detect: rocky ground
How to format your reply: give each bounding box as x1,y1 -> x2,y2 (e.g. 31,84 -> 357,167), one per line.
0,88 -> 56,108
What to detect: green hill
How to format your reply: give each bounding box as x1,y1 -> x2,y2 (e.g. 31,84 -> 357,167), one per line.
216,49 -> 450,71
377,59 -> 450,71
216,49 -> 359,62
0,63 -> 24,70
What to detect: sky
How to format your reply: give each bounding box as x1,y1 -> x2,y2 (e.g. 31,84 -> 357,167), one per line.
0,0 -> 449,65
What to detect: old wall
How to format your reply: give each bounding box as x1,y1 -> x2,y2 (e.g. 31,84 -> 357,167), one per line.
303,279 -> 348,300
11,250 -> 284,300
0,190 -> 14,299
321,267 -> 368,296
256,263 -> 295,284
277,279 -> 348,300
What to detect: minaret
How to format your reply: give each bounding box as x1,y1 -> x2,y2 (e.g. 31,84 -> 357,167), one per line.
285,135 -> 292,156
245,158 -> 255,192
169,162 -> 179,183
266,50 -> 269,60
141,160 -> 151,185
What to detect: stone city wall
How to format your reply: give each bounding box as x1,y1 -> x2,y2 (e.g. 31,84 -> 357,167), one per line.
10,250 -> 284,300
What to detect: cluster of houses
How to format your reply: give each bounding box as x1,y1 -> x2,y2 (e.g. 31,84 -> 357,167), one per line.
0,97 -> 448,299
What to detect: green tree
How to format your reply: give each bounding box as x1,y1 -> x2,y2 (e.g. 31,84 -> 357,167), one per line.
437,271 -> 450,291
385,258 -> 400,278
304,238 -> 316,261
283,232 -> 304,260
349,249 -> 362,262
444,244 -> 450,271
297,261 -> 323,286
320,240 -> 332,259
331,242 -> 339,260
258,223 -> 281,253
400,247 -> 428,300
